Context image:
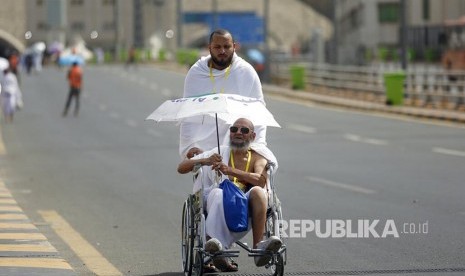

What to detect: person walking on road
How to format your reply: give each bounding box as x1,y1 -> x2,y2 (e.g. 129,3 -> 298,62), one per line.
1,67 -> 22,123
62,62 -> 82,117
125,46 -> 137,70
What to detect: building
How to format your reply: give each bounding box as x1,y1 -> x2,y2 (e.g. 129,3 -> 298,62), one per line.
334,0 -> 465,65
2,0 -> 332,61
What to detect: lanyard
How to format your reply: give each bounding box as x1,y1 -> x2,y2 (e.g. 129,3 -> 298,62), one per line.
209,60 -> 232,94
229,149 -> 251,190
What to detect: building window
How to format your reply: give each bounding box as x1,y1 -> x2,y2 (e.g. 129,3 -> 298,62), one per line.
71,0 -> 84,6
102,0 -> 115,5
71,21 -> 85,31
378,3 -> 400,23
422,0 -> 430,21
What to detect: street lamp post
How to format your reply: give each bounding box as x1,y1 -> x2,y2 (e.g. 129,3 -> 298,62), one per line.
114,0 -> 122,62
177,0 -> 183,48
400,0 -> 408,70
212,0 -> 218,30
263,0 -> 270,83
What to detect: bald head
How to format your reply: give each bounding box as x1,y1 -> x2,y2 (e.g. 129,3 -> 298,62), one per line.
234,118 -> 254,131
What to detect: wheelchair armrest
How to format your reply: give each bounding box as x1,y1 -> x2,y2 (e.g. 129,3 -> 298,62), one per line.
266,161 -> 276,173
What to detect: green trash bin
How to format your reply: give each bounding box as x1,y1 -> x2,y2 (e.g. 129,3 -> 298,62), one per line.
384,72 -> 406,105
290,65 -> 306,90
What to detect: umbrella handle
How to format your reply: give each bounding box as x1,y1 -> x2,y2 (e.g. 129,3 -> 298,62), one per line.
215,113 -> 220,155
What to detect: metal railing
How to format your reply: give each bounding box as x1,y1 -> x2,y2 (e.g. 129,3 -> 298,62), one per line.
270,58 -> 465,110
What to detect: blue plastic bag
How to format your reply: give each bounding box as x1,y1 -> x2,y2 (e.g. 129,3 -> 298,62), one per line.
219,179 -> 249,232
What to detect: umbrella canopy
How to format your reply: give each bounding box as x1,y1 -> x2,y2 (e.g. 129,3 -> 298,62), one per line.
32,42 -> 46,53
48,41 -> 64,54
0,57 -> 9,71
146,93 -> 280,128
58,54 -> 85,66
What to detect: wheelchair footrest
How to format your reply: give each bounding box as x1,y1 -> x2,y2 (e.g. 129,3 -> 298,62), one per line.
202,249 -> 240,259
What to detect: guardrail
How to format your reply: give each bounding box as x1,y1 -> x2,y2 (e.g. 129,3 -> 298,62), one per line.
270,58 -> 465,110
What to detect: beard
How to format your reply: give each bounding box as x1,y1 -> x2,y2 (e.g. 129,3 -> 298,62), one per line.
210,52 -> 234,68
230,139 -> 250,151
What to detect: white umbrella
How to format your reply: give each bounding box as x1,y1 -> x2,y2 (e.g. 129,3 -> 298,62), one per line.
146,93 -> 281,153
147,93 -> 280,126
0,57 -> 9,71
32,42 -> 46,53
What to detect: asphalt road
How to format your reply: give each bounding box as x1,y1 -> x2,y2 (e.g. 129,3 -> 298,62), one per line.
1,64 -> 465,275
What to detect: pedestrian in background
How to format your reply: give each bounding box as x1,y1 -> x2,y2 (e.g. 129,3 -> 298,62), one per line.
125,46 -> 137,70
62,62 -> 82,117
1,67 -> 22,123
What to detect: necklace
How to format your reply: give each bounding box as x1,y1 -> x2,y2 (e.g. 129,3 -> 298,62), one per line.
229,149 -> 251,191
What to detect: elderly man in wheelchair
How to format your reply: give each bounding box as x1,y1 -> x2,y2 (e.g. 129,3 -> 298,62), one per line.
178,118 -> 286,275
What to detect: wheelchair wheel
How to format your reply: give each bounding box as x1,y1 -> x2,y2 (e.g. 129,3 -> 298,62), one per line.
181,197 -> 195,276
270,254 -> 284,276
265,204 -> 286,276
191,250 -> 204,276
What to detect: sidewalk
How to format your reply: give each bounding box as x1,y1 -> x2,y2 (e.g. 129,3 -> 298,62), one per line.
263,84 -> 465,124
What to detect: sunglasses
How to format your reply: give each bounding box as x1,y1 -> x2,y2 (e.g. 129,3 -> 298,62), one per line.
229,126 -> 250,134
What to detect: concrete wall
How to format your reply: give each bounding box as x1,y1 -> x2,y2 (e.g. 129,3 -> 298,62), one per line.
0,0 -> 26,54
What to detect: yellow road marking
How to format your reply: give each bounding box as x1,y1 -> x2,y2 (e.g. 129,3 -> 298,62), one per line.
0,132 -> 5,155
0,192 -> 12,197
0,244 -> 56,252
0,258 -> 72,270
0,214 -> 28,220
0,198 -> 16,204
0,223 -> 37,229
39,210 -> 122,276
0,205 -> 23,212
0,233 -> 47,240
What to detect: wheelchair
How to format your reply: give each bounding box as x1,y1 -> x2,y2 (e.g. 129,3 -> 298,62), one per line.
181,162 -> 286,276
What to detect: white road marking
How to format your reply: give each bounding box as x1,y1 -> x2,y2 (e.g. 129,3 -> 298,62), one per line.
432,147 -> 465,157
364,138 -> 388,146
308,176 -> 376,195
287,123 -> 316,134
344,133 -> 362,142
344,133 -> 388,145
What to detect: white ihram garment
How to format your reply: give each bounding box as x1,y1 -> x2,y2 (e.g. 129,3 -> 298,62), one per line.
191,146 -> 268,249
0,72 -> 21,116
